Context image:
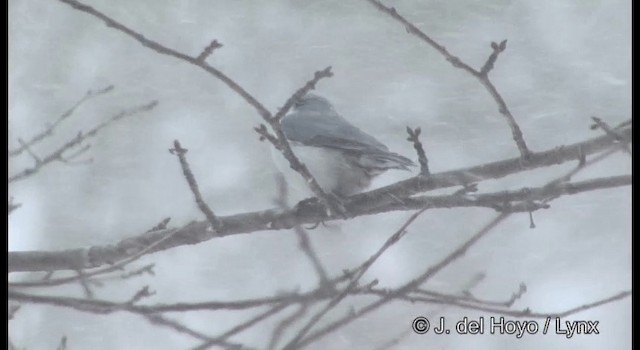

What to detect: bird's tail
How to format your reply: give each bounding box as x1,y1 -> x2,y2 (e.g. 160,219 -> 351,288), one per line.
353,151 -> 416,176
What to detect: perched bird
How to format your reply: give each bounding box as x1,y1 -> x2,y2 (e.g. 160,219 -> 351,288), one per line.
273,94 -> 414,199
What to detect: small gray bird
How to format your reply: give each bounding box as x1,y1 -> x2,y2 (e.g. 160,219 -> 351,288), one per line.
274,94 -> 414,198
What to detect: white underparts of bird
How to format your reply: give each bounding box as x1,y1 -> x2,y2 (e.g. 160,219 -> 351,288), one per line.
272,94 -> 414,200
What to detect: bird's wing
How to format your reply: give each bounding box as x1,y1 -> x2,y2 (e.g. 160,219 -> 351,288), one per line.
281,110 -> 415,170
305,134 -> 414,171
281,110 -> 389,152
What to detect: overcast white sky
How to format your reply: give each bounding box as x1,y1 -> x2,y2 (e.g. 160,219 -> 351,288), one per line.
9,0 -> 631,349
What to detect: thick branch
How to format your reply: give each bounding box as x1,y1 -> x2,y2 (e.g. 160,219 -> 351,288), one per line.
352,125 -> 630,204
8,173 -> 630,273
8,123 -> 630,273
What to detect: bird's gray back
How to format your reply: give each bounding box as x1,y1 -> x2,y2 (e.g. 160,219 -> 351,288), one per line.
281,108 -> 389,152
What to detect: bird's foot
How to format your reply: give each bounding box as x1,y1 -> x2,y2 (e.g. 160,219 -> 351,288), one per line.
293,197 -> 330,229
324,193 -> 349,219
293,197 -> 323,215
293,194 -> 349,220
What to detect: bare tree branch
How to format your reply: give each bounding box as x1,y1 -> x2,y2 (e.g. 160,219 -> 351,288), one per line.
293,132 -> 630,347
56,0 -> 343,218
283,208 -> 428,349
480,40 -> 507,76
406,127 -> 430,175
414,281 -> 527,308
9,284 -> 630,320
272,66 -> 333,122
292,124 -> 630,347
10,217 -> 193,286
8,197 -> 22,215
353,123 -> 629,203
8,173 -> 630,273
192,304 -> 288,350
8,85 -> 114,157
268,304 -> 309,350
170,140 -> 223,233
294,212 -> 511,348
196,39 -> 222,62
55,335 -> 67,350
10,3 -> 630,348
274,174 -> 332,290
371,330 -> 411,350
591,116 -> 631,155
145,314 -> 252,349
56,0 -> 272,119
365,0 -> 530,160
8,100 -> 158,183
369,288 -> 631,318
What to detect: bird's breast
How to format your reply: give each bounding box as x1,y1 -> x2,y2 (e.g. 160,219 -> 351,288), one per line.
270,143 -> 370,198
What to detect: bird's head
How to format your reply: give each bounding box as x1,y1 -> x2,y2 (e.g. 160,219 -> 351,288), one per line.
292,93 -> 334,112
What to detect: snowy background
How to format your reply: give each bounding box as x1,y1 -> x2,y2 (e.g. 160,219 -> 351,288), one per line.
8,0 -> 631,349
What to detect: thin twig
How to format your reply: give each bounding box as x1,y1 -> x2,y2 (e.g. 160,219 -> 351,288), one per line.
9,100 -> 158,183
591,117 -> 631,155
406,126 -> 430,175
75,269 -> 94,298
414,281 -> 526,308
170,140 -> 223,233
480,40 -> 507,76
55,336 -> 68,350
57,0 -> 272,120
365,0 -> 530,160
145,315 -> 218,341
192,304 -> 288,350
147,217 -> 171,233
119,264 -> 155,280
8,289 -> 287,313
283,208 -> 428,349
8,85 -> 114,157
8,303 -> 21,320
293,213 -> 510,348
272,66 -> 333,122
274,174 -> 332,289
9,285 -> 630,321
371,330 -> 411,350
8,197 -> 22,215
196,39 -> 222,62
365,288 -> 631,318
268,304 -> 309,350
